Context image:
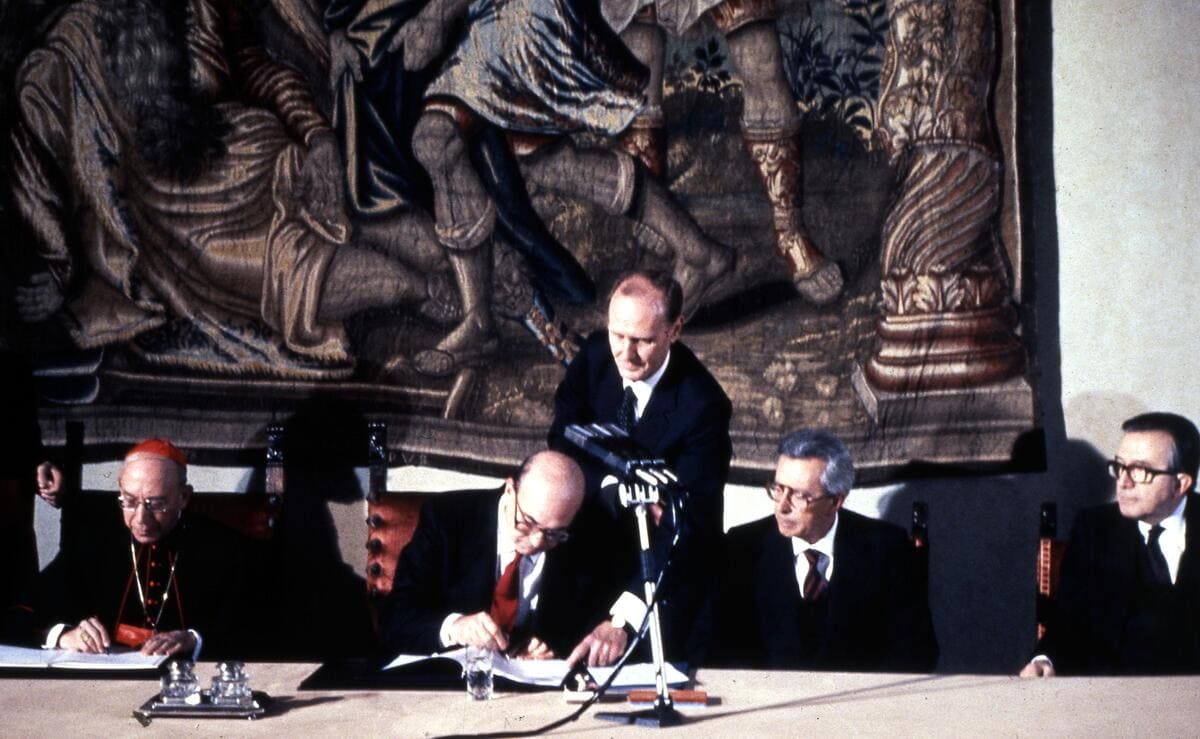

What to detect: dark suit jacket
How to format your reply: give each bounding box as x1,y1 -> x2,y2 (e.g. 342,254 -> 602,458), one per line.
36,513 -> 260,658
1036,494 -> 1200,674
378,488 -> 607,657
1,349 -> 43,641
710,510 -> 938,672
548,331 -> 732,664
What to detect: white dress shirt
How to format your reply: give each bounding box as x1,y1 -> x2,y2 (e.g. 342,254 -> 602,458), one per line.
1137,494 -> 1188,585
622,349 -> 671,421
791,511 -> 840,596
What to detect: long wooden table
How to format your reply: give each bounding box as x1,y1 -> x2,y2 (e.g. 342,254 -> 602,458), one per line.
2,663 -> 1198,736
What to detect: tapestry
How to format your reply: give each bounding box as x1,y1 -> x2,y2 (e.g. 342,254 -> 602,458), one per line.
0,0 -> 1038,482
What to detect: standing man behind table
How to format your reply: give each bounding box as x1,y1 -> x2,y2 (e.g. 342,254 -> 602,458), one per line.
0,344 -> 63,643
548,270 -> 732,667
37,439 -> 256,659
1022,412 -> 1200,676
711,429 -> 938,671
380,451 -> 615,661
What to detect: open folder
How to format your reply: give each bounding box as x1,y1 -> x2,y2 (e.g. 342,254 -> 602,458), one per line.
384,648 -> 688,690
0,643 -> 168,671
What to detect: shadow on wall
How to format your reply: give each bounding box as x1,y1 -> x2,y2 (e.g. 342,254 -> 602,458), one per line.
876,432 -> 1110,674
1062,392 -> 1150,465
252,396 -> 376,659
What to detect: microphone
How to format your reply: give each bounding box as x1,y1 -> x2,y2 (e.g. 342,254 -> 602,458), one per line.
563,423 -> 681,492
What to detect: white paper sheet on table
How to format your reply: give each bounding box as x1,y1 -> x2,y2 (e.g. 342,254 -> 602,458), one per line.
0,643 -> 167,670
590,662 -> 688,688
384,648 -> 687,688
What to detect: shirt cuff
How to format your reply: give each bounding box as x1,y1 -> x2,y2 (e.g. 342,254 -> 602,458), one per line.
611,591 -> 647,632
43,623 -> 67,649
188,629 -> 203,661
1031,654 -> 1052,667
439,613 -> 464,648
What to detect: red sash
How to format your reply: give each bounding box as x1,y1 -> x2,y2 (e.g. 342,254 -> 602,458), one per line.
114,622 -> 153,648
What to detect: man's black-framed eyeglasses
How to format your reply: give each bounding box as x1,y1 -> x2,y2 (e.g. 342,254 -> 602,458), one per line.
1106,460 -> 1176,485
764,482 -> 834,508
513,491 -> 571,543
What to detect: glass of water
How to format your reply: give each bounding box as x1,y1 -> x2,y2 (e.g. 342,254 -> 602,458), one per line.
464,646 -> 494,700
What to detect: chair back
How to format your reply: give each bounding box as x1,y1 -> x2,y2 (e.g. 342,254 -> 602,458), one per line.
364,422 -> 430,599
911,501 -> 930,598
1036,502 -> 1068,640
60,424 -> 286,542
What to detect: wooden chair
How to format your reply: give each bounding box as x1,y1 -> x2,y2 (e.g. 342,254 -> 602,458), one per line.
1036,502 -> 1068,640
364,422 -> 430,600
185,424 -> 285,541
910,501 -> 930,599
60,424 -> 286,543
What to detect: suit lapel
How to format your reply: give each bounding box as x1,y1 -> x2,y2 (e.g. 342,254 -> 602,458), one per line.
462,491 -> 503,603
1102,513 -> 1141,642
1178,494 -> 1200,594
756,528 -> 802,657
531,547 -> 570,639
634,353 -> 682,451
1182,494 -> 1200,658
821,514 -> 860,659
597,358 -> 624,424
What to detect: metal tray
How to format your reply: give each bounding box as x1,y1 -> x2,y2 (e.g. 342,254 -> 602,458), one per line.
132,690 -> 270,725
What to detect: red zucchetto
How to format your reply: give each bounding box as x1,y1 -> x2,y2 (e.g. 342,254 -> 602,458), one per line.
124,438 -> 188,468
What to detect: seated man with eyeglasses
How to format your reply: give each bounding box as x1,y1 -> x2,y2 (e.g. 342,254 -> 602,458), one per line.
709,429 -> 937,671
1022,412 -> 1200,676
379,451 -> 617,662
36,439 -> 256,659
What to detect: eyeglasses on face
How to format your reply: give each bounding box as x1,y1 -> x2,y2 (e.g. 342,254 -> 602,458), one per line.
513,492 -> 571,544
764,482 -> 834,508
1106,460 -> 1175,485
117,496 -> 172,513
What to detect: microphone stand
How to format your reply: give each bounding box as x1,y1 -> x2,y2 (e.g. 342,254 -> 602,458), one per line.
595,479 -> 684,728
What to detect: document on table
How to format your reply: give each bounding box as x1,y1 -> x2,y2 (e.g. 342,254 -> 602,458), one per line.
0,643 -> 168,670
590,662 -> 688,689
384,648 -> 688,688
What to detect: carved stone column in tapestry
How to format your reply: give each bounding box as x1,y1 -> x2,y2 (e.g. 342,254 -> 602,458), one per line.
866,0 -> 1025,392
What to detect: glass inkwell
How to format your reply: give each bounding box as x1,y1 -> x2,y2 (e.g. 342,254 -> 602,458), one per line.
210,661 -> 254,707
159,660 -> 202,705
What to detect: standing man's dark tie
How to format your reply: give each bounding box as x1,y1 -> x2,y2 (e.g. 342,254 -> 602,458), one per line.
617,386 -> 637,434
1147,525 -> 1172,586
802,549 -> 828,600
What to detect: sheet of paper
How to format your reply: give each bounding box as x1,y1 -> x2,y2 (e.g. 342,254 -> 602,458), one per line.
591,661 -> 689,688
383,648 -> 687,689
491,652 -> 569,687
383,652 -> 443,671
49,649 -> 168,670
0,644 -> 54,668
385,649 -> 567,686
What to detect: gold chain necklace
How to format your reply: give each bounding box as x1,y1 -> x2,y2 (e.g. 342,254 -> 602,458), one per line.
129,542 -> 179,629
